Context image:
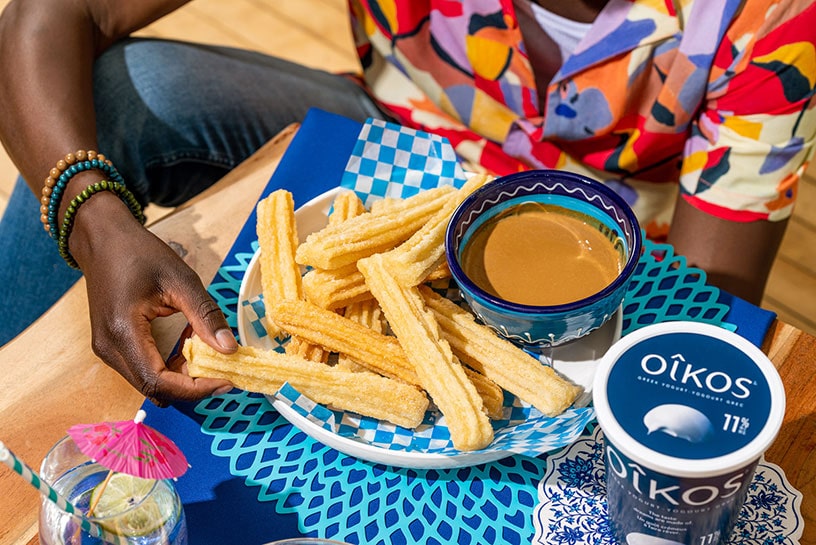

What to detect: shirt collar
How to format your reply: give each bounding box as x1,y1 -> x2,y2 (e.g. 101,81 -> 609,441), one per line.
554,0 -> 681,81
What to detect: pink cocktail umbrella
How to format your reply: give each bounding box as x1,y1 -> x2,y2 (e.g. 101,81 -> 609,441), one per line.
68,409 -> 188,519
68,409 -> 188,480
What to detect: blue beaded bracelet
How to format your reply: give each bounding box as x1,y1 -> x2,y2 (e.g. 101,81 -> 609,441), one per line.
57,180 -> 145,269
44,157 -> 125,239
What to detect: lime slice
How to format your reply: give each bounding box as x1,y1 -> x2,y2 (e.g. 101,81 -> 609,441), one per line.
89,473 -> 174,537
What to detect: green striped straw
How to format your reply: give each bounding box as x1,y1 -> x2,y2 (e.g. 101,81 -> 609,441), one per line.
0,439 -> 126,545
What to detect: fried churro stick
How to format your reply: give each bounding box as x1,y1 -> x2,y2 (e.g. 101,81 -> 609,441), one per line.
328,190 -> 366,226
285,336 -> 329,363
358,253 -> 493,451
381,174 -> 490,287
337,298 -> 384,372
419,286 -> 582,416
272,299 -> 503,417
302,260 -> 451,311
184,336 -> 428,429
270,299 -> 417,384
426,262 -> 451,281
465,367 -> 504,419
343,298 -> 385,332
295,185 -> 456,270
256,190 -> 301,338
302,264 -> 373,310
286,190 -> 367,361
369,196 -> 400,215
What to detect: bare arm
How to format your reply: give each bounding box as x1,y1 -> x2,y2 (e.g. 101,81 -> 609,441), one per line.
665,2 -> 815,306
667,196 -> 788,305
0,0 -> 238,404
0,0 -> 191,189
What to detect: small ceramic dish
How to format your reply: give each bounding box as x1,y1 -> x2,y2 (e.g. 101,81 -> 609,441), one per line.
445,169 -> 641,349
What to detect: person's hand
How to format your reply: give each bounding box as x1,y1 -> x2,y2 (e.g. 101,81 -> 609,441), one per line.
71,193 -> 237,406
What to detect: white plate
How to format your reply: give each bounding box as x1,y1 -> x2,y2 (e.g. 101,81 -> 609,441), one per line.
237,188 -> 617,469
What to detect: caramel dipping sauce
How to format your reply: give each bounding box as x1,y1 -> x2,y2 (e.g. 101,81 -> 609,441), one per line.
460,202 -> 623,306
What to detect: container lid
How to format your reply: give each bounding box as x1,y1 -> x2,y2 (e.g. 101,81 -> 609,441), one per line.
593,321 -> 786,478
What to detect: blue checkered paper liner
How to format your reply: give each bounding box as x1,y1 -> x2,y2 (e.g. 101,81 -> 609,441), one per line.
341,118 -> 468,207
241,116 -> 595,457
268,377 -> 592,458
236,118 -> 735,460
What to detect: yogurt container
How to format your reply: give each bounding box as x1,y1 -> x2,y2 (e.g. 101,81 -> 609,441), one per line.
592,321 -> 786,545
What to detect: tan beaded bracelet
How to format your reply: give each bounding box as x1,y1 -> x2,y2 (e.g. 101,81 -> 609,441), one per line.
40,150 -> 125,239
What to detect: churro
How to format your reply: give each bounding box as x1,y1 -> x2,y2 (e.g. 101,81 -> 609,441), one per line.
302,264 -> 372,310
295,185 -> 456,270
420,286 -> 582,416
328,190 -> 366,226
284,189 -> 366,360
381,174 -> 489,287
285,336 -> 328,363
272,299 -> 504,417
463,367 -> 504,419
357,253 -> 494,451
270,299 -> 417,384
256,189 -> 301,338
184,336 -> 428,429
302,262 -> 452,310
337,298 -> 385,372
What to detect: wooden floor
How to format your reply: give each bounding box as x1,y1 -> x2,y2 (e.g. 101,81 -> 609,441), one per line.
0,0 -> 814,336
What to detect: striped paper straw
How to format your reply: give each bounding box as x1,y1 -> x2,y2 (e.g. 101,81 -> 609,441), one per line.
0,439 -> 126,545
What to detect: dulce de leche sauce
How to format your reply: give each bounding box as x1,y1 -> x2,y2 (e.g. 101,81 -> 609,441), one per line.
460,202 -> 621,306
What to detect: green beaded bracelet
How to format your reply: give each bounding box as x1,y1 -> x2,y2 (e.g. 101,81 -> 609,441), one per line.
57,180 -> 146,269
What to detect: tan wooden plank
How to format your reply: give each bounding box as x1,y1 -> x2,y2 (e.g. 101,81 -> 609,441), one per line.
805,155 -> 816,180
764,256 -> 816,336
767,175 -> 816,334
776,215 -> 816,276
183,0 -> 359,72
245,0 -> 358,62
134,5 -> 257,50
793,174 -> 816,229
0,126 -> 299,545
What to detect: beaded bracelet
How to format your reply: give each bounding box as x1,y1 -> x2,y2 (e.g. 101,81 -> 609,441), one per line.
57,180 -> 146,269
40,150 -> 126,240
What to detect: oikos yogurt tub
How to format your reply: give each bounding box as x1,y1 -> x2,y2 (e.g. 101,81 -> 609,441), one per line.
592,321 -> 785,545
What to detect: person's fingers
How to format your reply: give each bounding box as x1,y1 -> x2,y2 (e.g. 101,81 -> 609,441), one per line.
94,312 -> 233,404
153,368 -> 235,404
170,272 -> 238,355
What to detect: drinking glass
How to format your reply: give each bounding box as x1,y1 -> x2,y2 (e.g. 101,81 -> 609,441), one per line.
39,435 -> 188,545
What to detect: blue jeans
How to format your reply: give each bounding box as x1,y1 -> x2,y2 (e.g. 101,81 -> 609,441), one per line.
0,38 -> 384,345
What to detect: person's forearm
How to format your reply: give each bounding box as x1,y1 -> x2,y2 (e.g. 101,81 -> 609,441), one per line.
0,0 -> 101,195
667,196 -> 788,304
0,0 -> 191,195
0,0 -> 192,264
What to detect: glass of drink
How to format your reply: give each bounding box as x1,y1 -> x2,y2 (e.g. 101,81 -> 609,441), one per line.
39,435 -> 188,545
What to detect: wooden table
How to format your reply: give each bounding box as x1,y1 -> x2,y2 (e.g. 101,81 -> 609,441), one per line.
1,124 -> 813,545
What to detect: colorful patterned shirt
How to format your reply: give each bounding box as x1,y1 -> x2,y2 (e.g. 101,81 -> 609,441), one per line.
349,0 -> 816,237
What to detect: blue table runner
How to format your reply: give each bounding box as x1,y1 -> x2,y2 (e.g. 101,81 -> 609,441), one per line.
143,109 -> 777,545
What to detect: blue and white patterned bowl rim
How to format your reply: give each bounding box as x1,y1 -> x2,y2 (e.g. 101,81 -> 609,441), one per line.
446,169 -> 642,315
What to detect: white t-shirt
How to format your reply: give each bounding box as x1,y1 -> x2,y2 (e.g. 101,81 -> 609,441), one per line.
529,3 -> 592,63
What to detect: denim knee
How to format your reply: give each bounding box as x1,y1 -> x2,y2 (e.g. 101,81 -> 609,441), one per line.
92,38 -> 383,208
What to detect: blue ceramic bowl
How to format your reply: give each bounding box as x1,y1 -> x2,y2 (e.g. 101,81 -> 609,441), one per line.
445,170 -> 641,349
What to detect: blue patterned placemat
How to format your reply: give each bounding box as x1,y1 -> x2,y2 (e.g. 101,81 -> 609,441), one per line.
195,119 -> 737,544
